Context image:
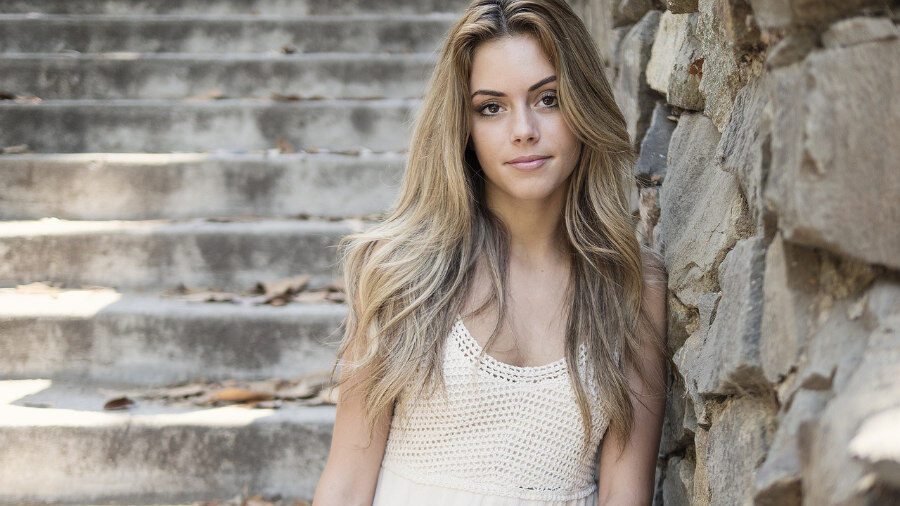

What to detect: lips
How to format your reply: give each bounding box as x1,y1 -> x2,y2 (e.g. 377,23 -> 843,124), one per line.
506,155 -> 550,171
507,155 -> 549,164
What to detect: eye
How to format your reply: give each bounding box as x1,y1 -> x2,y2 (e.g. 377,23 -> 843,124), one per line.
476,102 -> 503,117
539,91 -> 559,108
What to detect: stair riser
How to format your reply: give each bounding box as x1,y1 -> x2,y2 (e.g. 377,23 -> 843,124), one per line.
0,420 -> 332,503
0,0 -> 470,15
0,100 -> 418,153
0,15 -> 452,54
0,54 -> 434,100
0,154 -> 403,220
0,304 -> 344,385
0,223 -> 355,289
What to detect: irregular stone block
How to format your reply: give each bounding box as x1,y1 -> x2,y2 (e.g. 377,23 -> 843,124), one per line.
658,113 -> 751,308
694,236 -> 769,396
705,395 -> 777,506
800,314 -> 900,504
850,406 -> 900,488
608,24 -> 632,72
698,0 -> 761,130
693,428 -> 712,506
614,10 -> 663,149
646,11 -> 705,110
614,0 -> 655,26
665,0 -> 699,13
715,72 -> 773,234
759,234 -> 820,385
667,291 -> 694,352
764,40 -> 900,270
711,0 -> 761,49
796,280 -> 900,397
863,279 -> 900,327
795,296 -> 870,395
636,100 -> 677,182
663,456 -> 694,506
748,0 -> 886,30
752,389 -> 829,506
673,291 -> 721,429
674,331 -> 709,427
661,375 -> 693,454
765,30 -> 817,68
822,16 -> 898,49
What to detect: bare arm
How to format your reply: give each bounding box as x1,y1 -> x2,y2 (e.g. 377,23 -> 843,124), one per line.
312,342 -> 393,506
596,254 -> 668,505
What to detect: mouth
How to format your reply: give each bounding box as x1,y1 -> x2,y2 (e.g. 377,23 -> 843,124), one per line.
506,155 -> 550,171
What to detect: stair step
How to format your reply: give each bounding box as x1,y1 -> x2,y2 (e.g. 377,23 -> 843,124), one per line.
0,52 -> 434,100
1,0 -> 470,16
0,152 -> 403,220
0,218 -> 367,289
0,287 -> 344,385
0,378 -> 334,503
0,98 -> 418,153
0,13 -> 455,54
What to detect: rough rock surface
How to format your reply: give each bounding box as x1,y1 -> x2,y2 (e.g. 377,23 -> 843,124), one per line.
705,395 -> 776,505
584,1 -> 900,504
765,40 -> 900,270
613,10 -> 663,149
645,11 -> 705,110
665,0 -> 699,13
697,0 -> 763,130
748,0 -> 887,30
635,100 -> 677,182
658,113 -> 750,308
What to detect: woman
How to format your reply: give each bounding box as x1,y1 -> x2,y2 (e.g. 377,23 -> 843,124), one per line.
313,0 -> 668,504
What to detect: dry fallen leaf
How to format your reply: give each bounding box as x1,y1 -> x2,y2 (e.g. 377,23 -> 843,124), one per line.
3,144 -> 32,155
294,290 -> 329,303
325,291 -> 346,303
275,137 -> 295,154
15,94 -> 42,104
161,383 -> 207,399
279,372 -> 332,399
209,387 -> 274,403
103,396 -> 135,410
258,275 -> 310,297
270,92 -> 301,101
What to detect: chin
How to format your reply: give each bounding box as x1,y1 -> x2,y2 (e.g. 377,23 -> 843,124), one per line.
505,185 -> 562,201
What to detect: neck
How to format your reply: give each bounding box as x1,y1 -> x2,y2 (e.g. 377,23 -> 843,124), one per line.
485,183 -> 571,268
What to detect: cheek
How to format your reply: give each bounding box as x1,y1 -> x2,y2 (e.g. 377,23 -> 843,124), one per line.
470,122 -> 500,161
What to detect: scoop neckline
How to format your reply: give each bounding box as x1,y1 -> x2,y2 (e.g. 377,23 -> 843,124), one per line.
454,314 -> 568,372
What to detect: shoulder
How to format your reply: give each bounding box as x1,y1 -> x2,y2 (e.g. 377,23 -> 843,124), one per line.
639,247 -> 667,290
637,247 -> 667,343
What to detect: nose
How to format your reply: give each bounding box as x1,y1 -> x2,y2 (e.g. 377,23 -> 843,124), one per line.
510,106 -> 539,144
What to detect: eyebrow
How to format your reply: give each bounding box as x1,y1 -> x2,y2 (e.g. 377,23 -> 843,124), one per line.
470,75 -> 557,99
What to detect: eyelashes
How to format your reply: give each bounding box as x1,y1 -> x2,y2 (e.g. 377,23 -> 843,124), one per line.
475,91 -> 559,117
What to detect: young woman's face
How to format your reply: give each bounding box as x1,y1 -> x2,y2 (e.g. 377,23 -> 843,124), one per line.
468,34 -> 581,204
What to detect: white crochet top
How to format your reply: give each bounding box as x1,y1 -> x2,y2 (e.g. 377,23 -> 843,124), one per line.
380,314 -> 614,502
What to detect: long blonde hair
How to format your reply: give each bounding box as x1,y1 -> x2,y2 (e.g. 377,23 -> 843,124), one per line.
331,0 -> 667,457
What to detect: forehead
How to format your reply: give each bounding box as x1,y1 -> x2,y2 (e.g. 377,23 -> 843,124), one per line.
469,34 -> 555,90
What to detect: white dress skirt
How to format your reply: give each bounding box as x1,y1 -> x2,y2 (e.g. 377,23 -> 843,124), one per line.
369,315 -> 615,506
372,464 -> 600,505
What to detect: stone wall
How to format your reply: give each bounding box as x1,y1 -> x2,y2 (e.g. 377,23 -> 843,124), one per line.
569,1 -> 900,504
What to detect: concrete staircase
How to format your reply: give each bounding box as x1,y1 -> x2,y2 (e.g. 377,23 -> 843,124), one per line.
0,1 -> 466,503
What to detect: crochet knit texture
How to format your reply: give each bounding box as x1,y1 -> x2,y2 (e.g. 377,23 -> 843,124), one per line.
380,315 -> 615,501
